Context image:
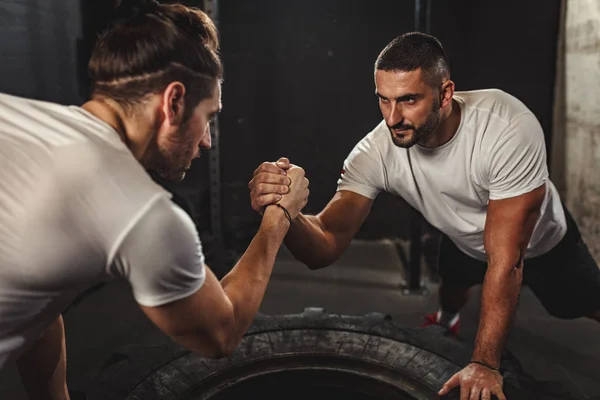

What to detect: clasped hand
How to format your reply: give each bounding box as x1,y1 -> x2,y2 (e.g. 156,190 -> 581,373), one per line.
248,157 -> 309,220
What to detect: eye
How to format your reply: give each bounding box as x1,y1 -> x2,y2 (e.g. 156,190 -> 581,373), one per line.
405,98 -> 416,105
379,97 -> 390,103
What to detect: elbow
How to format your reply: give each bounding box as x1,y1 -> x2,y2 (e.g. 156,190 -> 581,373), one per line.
206,339 -> 236,359
304,247 -> 338,270
208,321 -> 240,359
305,259 -> 334,270
195,332 -> 238,359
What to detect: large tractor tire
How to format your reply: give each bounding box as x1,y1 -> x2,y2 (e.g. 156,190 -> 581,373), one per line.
87,308 -> 582,400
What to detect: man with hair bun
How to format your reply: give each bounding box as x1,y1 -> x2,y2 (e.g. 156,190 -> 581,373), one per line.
0,1 -> 308,398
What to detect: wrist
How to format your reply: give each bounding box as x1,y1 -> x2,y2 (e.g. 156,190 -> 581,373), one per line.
262,204 -> 291,228
470,360 -> 500,371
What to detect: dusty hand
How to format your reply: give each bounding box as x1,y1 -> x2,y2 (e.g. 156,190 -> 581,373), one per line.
249,157 -> 293,214
273,165 -> 309,220
438,363 -> 506,400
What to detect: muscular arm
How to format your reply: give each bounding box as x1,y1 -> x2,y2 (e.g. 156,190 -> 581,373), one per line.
473,184 -> 545,367
17,315 -> 69,400
141,205 -> 289,358
284,190 -> 374,269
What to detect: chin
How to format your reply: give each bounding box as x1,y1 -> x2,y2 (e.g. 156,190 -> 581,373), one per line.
157,169 -> 187,183
391,136 -> 419,148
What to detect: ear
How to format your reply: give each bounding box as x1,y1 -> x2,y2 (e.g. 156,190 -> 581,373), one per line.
440,80 -> 455,109
162,82 -> 186,127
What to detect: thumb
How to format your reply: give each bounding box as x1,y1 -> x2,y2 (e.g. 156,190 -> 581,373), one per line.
276,157 -> 291,169
438,373 -> 460,395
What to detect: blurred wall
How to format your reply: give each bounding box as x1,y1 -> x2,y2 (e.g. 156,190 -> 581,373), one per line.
0,0 -> 84,104
0,0 -> 564,256
553,0 -> 600,260
217,0 -> 562,251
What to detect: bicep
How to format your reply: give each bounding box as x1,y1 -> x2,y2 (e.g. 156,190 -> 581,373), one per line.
484,185 -> 546,266
140,265 -> 233,340
114,196 -> 234,346
112,196 -> 207,308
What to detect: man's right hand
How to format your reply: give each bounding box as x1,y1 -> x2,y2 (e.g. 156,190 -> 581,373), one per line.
275,165 -> 309,220
249,157 -> 294,214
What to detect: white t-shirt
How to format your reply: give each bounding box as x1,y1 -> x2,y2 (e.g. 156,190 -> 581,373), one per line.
338,89 -> 567,261
0,93 -> 206,369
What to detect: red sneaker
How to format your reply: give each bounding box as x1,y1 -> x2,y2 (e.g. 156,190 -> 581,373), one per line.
421,311 -> 460,336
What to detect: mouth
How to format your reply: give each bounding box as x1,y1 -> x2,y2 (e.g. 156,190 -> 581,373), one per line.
392,128 -> 413,135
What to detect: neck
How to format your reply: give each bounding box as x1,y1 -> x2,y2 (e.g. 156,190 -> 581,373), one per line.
420,98 -> 461,148
81,98 -> 156,165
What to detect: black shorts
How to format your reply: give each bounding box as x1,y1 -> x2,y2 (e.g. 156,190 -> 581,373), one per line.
437,207 -> 600,319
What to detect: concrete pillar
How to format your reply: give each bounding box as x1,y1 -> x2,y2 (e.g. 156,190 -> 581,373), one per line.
563,0 -> 600,260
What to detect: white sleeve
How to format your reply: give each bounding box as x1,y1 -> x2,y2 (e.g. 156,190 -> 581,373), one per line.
110,195 -> 206,307
486,112 -> 549,200
336,136 -> 385,199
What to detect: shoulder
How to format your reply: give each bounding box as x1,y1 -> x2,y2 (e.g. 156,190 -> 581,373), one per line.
348,120 -> 390,159
454,89 -> 535,127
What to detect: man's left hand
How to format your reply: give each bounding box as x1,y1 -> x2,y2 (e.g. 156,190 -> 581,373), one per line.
438,363 -> 506,400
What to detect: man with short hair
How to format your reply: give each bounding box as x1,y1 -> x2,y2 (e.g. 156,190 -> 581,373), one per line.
0,1 -> 309,399
249,32 -> 600,399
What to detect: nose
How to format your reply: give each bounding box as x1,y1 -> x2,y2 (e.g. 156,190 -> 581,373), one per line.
386,103 -> 404,128
200,124 -> 212,149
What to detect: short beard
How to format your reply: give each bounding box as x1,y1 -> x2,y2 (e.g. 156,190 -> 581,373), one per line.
389,96 -> 441,148
153,121 -> 196,182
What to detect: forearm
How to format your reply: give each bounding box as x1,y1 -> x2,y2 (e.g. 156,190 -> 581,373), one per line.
219,205 -> 289,344
284,213 -> 340,269
473,260 -> 523,367
17,315 -> 70,400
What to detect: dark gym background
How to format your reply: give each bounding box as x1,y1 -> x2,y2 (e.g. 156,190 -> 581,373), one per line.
1,0 -> 599,399
0,0 -> 561,256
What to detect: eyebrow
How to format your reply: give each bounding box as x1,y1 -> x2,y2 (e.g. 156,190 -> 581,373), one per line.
375,92 -> 424,102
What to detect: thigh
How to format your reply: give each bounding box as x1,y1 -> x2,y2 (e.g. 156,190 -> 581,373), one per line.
437,235 -> 487,287
525,209 -> 600,319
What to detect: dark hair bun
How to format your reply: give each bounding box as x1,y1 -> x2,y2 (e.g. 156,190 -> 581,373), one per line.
112,0 -> 160,21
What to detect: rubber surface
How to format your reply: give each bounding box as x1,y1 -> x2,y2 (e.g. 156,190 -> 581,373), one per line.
87,309 -> 583,400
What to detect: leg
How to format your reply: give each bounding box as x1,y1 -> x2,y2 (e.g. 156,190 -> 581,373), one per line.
424,235 -> 487,333
439,281 -> 471,314
525,206 -> 600,320
16,315 -> 70,400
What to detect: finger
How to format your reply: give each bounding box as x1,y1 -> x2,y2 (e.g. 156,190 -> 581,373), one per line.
481,388 -> 491,400
438,373 -> 460,395
254,193 -> 282,209
460,384 -> 471,400
250,175 -> 291,190
253,161 -> 288,177
492,386 -> 507,400
253,183 -> 290,196
469,387 -> 481,400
